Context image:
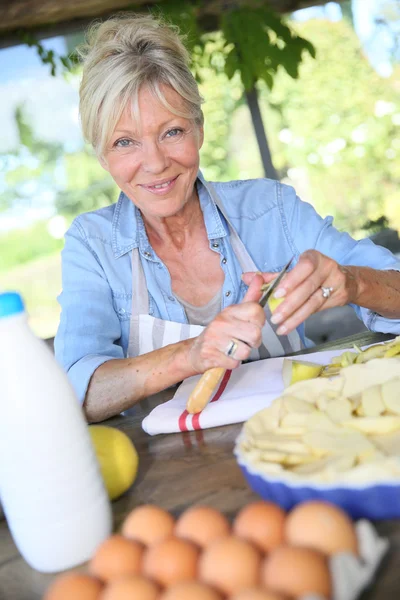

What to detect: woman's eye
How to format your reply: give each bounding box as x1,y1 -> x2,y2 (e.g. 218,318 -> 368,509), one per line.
114,138 -> 132,148
165,128 -> 183,139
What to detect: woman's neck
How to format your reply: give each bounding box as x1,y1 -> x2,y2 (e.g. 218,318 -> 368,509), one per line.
143,193 -> 203,252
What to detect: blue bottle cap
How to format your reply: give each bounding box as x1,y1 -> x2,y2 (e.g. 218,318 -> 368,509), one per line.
0,292 -> 25,318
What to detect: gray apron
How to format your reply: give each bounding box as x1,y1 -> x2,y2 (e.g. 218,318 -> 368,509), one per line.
127,181 -> 302,359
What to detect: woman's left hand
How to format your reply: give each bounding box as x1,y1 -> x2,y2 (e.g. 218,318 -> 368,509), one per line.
242,250 -> 359,336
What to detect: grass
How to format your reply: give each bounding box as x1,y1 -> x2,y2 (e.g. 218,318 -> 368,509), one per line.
0,253 -> 62,339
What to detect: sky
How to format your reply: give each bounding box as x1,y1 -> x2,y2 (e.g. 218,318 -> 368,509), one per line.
352,0 -> 400,77
0,37 -> 82,154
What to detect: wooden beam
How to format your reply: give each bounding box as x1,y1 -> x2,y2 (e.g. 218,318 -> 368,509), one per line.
0,0 -> 346,49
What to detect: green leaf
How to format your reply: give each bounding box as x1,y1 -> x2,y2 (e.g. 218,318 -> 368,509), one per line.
220,5 -> 314,90
224,49 -> 239,80
240,62 -> 256,91
260,70 -> 274,90
301,37 -> 317,59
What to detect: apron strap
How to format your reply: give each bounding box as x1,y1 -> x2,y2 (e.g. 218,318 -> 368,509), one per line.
205,181 -> 300,356
131,247 -> 149,317
204,181 -> 260,274
130,178 -> 303,356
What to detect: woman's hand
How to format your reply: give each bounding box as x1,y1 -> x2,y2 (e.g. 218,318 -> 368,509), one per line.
242,250 -> 359,336
187,274 -> 266,372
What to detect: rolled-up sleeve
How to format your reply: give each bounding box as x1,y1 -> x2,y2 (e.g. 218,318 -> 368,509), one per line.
282,186 -> 400,334
54,220 -> 124,403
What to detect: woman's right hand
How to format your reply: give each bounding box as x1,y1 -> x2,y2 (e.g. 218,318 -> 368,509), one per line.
187,274 -> 266,373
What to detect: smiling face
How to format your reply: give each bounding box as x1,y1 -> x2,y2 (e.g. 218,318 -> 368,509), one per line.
101,85 -> 204,221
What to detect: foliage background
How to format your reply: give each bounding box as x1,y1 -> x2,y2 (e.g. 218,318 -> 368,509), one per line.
1,8 -> 400,337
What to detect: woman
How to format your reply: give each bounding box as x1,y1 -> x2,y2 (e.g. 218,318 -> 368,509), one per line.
55,13 -> 400,423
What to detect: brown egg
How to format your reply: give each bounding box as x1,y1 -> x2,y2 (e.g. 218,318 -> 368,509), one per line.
159,581 -> 223,600
230,590 -> 288,600
175,506 -> 230,548
261,546 -> 331,599
233,501 -> 286,553
43,572 -> 103,600
143,535 -> 199,587
100,575 -> 159,600
89,535 -> 143,582
199,535 -> 262,596
285,500 -> 358,556
122,504 -> 175,546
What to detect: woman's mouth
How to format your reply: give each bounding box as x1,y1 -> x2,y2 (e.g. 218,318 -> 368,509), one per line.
141,176 -> 178,195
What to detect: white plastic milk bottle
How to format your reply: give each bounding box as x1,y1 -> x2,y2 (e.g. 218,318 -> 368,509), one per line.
0,292 -> 112,572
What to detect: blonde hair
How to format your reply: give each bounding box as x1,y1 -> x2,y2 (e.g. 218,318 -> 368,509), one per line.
78,13 -> 204,155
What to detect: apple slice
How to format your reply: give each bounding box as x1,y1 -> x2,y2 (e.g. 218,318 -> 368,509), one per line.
282,359 -> 323,388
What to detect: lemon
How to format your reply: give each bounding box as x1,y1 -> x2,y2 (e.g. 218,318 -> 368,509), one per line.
89,425 -> 139,501
282,359 -> 324,388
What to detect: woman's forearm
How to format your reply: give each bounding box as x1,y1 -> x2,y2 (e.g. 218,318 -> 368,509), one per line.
83,338 -> 197,422
346,266 -> 400,318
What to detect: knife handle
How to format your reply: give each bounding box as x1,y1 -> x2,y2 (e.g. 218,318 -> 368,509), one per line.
186,367 -> 226,415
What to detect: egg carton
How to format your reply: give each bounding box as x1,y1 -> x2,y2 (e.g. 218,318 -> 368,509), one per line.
301,520 -> 389,600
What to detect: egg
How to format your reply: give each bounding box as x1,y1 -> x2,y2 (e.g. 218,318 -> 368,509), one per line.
199,535 -> 261,596
175,506 -> 230,548
233,501 -> 286,553
261,546 -> 331,599
159,581 -> 223,600
285,500 -> 358,556
89,535 -> 143,582
100,575 -> 159,600
122,504 -> 175,546
143,535 -> 199,587
43,572 -> 103,600
230,590 -> 288,600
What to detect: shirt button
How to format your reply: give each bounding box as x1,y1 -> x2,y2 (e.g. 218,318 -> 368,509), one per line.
169,296 -> 175,302
144,251 -> 151,257
222,258 -> 227,264
118,308 -> 126,315
225,290 -> 231,297
212,242 -> 219,248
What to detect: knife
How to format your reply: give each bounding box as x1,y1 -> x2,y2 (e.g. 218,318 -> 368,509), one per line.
259,255 -> 294,308
186,256 -> 295,415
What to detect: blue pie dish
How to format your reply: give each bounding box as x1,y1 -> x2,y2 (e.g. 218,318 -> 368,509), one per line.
234,434 -> 400,520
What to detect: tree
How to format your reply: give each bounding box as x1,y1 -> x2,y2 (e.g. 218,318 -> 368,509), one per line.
254,17 -> 400,233
55,150 -> 117,215
0,105 -> 63,212
0,105 -> 117,217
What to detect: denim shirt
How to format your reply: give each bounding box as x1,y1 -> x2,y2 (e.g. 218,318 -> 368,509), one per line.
54,174 -> 400,404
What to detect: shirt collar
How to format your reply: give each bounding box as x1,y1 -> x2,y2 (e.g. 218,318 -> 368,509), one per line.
111,170 -> 227,259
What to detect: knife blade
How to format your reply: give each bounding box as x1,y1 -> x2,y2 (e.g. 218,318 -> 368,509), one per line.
259,255 -> 294,308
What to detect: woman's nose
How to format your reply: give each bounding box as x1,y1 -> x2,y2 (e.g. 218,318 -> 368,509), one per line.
141,142 -> 170,173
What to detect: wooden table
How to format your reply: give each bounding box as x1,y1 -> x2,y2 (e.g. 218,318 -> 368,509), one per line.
1,331 -> 400,600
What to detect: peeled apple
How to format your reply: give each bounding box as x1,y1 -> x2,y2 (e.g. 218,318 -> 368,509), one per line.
89,425 -> 139,500
282,359 -> 324,388
268,295 -> 285,314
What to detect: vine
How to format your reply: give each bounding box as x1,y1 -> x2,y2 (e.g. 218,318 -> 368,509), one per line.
17,30 -> 79,76
16,0 -> 315,86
